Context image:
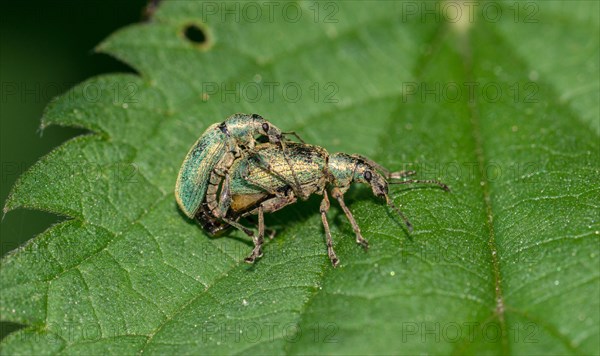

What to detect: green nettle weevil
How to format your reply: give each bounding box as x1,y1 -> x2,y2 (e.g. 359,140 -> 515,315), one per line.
201,142 -> 450,267
175,113 -> 304,233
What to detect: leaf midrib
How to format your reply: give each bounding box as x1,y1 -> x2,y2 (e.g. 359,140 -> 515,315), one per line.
458,29 -> 509,353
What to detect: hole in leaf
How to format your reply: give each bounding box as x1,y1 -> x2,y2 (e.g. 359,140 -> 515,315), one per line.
184,24 -> 207,45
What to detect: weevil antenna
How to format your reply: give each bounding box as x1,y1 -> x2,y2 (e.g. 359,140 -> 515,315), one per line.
281,131 -> 305,143
388,170 -> 416,179
350,154 -> 391,178
389,179 -> 450,192
385,194 -> 413,232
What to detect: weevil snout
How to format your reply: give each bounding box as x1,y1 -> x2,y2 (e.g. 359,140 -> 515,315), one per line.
356,164 -> 389,198
369,175 -> 389,198
350,160 -> 416,232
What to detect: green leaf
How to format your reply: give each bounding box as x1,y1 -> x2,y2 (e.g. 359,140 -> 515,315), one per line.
2,1 -> 598,354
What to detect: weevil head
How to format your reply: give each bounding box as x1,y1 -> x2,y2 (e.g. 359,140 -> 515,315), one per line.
328,153 -> 414,231
328,153 -> 389,198
223,113 -> 284,146
250,113 -> 284,143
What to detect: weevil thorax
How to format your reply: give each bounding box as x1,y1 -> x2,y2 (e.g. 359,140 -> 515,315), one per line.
328,153 -> 389,198
224,113 -> 283,148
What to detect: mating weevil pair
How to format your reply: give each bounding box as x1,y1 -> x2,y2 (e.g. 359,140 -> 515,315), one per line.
175,113 -> 303,232
176,114 -> 449,267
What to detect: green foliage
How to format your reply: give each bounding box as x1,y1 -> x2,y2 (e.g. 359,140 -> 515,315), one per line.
1,1 -> 598,354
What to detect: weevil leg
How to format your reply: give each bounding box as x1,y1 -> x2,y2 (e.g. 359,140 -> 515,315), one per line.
264,194 -> 297,213
332,189 -> 369,250
320,191 -> 339,267
227,139 -> 241,158
205,172 -> 220,214
208,153 -> 236,216
215,172 -> 232,218
218,215 -> 254,237
243,194 -> 293,263
214,151 -> 236,176
243,216 -> 275,239
244,194 -> 297,216
205,170 -> 254,237
245,205 -> 265,263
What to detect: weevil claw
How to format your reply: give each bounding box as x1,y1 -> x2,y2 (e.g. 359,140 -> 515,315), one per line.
245,247 -> 263,264
357,238 -> 369,250
331,257 -> 340,267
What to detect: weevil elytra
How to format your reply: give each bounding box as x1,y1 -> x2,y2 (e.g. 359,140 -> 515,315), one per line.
201,142 -> 450,267
175,113 -> 304,233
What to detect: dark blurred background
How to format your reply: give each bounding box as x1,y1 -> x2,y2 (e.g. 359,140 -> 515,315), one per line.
1,0 -> 146,338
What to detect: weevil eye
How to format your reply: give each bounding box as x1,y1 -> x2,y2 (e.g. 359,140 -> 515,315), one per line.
262,122 -> 270,133
364,170 -> 372,181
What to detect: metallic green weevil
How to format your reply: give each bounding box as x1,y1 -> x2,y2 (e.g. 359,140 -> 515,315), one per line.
175,113 -> 303,232
202,142 -> 449,267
